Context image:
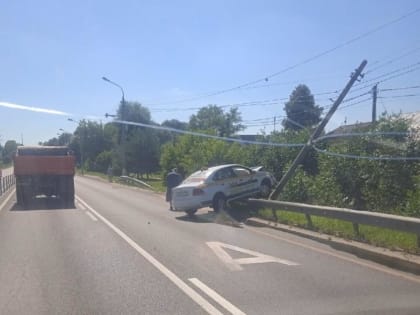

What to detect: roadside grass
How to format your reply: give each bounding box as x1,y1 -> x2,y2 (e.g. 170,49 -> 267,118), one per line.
0,162 -> 12,169
258,208 -> 419,254
138,178 -> 166,192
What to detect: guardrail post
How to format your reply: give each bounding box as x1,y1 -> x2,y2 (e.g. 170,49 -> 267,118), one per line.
305,214 -> 313,229
271,208 -> 278,222
353,223 -> 360,238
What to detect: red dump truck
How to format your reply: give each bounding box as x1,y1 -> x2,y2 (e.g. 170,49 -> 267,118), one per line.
13,146 -> 75,207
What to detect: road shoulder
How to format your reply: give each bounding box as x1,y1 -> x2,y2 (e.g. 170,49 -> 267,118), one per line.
246,217 -> 420,275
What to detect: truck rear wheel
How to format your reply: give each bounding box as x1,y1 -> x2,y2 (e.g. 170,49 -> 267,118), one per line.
22,186 -> 33,209
66,176 -> 75,208
60,176 -> 75,208
16,184 -> 24,205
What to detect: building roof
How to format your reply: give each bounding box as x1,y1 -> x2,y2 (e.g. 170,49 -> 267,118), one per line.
327,122 -> 372,135
402,112 -> 420,130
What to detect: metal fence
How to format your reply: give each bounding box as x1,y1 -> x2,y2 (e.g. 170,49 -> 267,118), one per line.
0,174 -> 16,196
247,198 -> 420,248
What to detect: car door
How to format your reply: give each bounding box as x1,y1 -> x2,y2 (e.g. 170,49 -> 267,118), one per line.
231,166 -> 259,197
213,167 -> 238,198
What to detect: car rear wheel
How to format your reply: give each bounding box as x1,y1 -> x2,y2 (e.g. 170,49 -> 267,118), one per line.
213,194 -> 227,213
185,209 -> 198,216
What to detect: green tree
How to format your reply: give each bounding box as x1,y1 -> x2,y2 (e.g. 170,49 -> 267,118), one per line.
162,119 -> 188,130
115,101 -> 161,177
160,134 -> 245,178
158,119 -> 189,145
2,140 -> 18,164
282,84 -> 322,131
312,113 -> 418,211
189,105 -> 245,136
70,120 -> 112,170
42,132 -> 72,146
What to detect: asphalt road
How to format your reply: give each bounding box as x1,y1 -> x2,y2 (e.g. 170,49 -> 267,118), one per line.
0,175 -> 419,315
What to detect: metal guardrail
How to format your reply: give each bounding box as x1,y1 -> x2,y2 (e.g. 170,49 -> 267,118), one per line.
247,198 -> 420,248
119,176 -> 154,190
0,174 -> 16,196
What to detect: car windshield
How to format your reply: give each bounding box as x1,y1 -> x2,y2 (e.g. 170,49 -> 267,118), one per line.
182,170 -> 211,183
1,1 -> 420,314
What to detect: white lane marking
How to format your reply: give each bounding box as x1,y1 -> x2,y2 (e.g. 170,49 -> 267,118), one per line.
77,202 -> 87,211
189,278 -> 246,315
75,196 -> 223,315
207,241 -> 299,271
85,211 -> 98,221
0,188 -> 16,212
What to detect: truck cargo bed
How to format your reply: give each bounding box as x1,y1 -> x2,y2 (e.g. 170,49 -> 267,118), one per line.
14,156 -> 75,176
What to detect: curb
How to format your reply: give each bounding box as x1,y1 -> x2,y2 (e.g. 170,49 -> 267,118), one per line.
246,217 -> 420,276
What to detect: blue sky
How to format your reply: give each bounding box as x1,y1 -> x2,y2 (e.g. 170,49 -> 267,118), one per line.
1,0 -> 420,145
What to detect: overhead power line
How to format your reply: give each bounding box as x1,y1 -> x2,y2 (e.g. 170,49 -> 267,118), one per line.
355,61 -> 420,87
146,8 -> 420,106
380,85 -> 420,92
379,93 -> 420,99
150,92 -> 336,112
365,46 -> 420,75
350,63 -> 420,94
112,119 -> 305,147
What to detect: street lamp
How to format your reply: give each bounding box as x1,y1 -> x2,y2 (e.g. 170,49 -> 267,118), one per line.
68,118 -> 85,175
102,76 -> 127,176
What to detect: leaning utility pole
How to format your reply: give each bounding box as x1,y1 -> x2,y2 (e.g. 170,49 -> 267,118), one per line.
270,60 -> 368,200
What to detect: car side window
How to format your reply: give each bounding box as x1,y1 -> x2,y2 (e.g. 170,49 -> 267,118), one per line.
233,167 -> 251,177
214,168 -> 236,181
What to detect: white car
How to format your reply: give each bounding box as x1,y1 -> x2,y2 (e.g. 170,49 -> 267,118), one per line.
171,164 -> 275,216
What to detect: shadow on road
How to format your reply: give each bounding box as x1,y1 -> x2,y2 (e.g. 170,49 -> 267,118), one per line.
10,196 -> 76,211
175,201 -> 257,228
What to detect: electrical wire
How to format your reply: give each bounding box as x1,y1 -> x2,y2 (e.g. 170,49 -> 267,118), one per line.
364,46 -> 420,75
380,85 -> 420,92
378,94 -> 420,99
355,61 -> 420,87
350,64 -> 420,94
145,8 -> 420,106
313,131 -> 420,161
112,119 -> 305,147
314,146 -> 420,161
314,131 -> 411,143
109,118 -> 419,161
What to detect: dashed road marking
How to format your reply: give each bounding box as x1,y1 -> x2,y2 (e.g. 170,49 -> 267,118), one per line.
189,278 -> 246,315
77,201 -> 86,211
75,195 -> 224,315
85,211 -> 98,221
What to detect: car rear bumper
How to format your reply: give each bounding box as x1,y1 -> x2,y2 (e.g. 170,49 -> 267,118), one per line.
172,199 -> 212,211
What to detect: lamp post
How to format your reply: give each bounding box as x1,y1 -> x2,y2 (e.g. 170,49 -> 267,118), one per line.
68,118 -> 85,175
102,76 -> 127,176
